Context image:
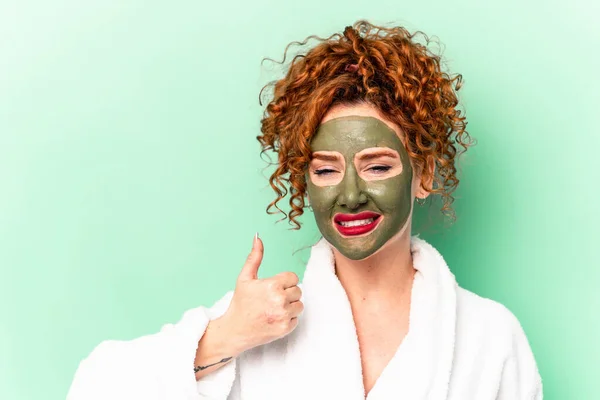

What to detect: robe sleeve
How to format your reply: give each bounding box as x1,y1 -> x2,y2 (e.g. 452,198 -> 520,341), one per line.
495,311 -> 543,400
66,291 -> 239,400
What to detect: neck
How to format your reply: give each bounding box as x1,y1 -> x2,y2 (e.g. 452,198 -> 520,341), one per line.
332,227 -> 416,304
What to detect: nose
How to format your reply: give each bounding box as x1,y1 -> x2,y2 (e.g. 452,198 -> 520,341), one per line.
336,170 -> 368,210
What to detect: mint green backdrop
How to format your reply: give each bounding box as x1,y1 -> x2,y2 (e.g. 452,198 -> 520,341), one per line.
1,0 -> 598,398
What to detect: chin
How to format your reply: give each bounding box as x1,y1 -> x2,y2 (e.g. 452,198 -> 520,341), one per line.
341,223 -> 412,261
344,249 -> 378,261
329,240 -> 381,261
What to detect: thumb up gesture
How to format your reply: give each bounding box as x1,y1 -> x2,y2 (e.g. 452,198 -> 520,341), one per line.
221,234 -> 304,354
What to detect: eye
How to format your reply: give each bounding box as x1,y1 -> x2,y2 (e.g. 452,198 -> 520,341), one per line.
314,168 -> 338,176
367,165 -> 392,173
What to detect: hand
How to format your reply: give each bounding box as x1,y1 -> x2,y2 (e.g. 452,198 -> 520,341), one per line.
220,234 -> 304,355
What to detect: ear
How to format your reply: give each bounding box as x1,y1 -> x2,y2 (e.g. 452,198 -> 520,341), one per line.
417,157 -> 435,199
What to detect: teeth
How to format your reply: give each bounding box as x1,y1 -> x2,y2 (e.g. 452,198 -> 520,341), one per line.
339,218 -> 375,227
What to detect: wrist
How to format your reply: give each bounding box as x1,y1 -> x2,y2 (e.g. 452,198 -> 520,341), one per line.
205,313 -> 248,357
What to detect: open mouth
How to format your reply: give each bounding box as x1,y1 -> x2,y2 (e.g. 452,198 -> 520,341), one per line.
333,211 -> 382,236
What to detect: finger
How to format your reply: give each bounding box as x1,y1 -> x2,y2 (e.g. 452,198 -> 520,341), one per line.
274,271 -> 299,289
284,286 -> 302,303
287,300 -> 304,318
238,233 -> 264,282
288,317 -> 299,331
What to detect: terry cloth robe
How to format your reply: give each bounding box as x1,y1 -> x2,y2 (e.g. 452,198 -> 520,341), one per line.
67,235 -> 543,400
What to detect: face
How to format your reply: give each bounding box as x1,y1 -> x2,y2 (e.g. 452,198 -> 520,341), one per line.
306,111 -> 414,260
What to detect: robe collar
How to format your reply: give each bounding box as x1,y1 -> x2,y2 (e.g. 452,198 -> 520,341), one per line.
284,235 -> 458,400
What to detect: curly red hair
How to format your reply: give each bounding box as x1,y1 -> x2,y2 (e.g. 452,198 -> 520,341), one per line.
257,20 -> 474,229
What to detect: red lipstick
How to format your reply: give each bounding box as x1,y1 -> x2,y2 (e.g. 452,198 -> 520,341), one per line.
333,211 -> 382,236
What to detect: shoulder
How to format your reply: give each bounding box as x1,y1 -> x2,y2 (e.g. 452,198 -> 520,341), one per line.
457,288 -> 522,333
455,287 -> 530,350
453,287 -> 542,397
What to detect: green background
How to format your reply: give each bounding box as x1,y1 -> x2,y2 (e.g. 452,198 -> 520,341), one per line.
1,0 -> 598,398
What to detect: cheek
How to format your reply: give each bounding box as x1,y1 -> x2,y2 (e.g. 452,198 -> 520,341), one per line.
366,176 -> 412,212
306,183 -> 339,212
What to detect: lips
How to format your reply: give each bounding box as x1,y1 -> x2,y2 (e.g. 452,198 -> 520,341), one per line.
333,211 -> 382,236
334,211 -> 381,223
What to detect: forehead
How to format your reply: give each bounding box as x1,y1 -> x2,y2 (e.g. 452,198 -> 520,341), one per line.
310,116 -> 404,154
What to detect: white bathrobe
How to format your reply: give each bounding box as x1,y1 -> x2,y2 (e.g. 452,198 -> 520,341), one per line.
67,236 -> 542,399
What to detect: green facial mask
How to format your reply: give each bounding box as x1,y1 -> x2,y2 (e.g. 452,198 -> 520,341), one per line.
306,116 -> 413,260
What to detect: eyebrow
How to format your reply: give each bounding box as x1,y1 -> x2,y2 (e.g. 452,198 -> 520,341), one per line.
356,149 -> 400,161
311,153 -> 341,161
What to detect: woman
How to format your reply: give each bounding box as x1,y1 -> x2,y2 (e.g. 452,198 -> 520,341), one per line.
67,21 -> 542,399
